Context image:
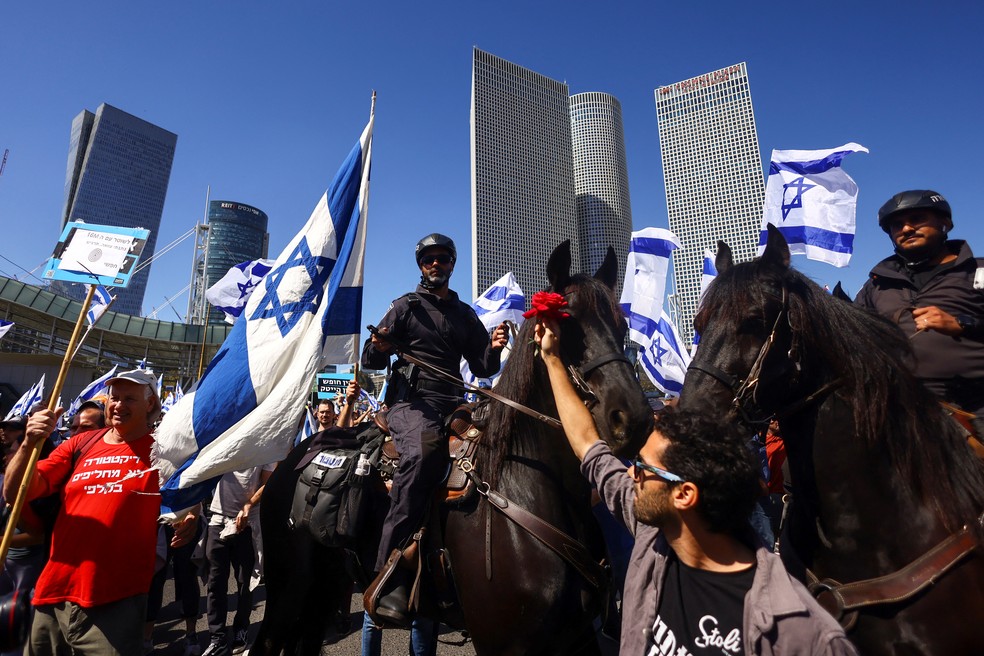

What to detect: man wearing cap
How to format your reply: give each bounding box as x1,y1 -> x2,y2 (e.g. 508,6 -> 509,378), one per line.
3,369 -> 185,656
361,233 -> 509,625
856,190 -> 984,433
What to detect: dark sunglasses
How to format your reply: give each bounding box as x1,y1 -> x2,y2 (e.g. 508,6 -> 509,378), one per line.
631,456 -> 684,484
419,253 -> 452,266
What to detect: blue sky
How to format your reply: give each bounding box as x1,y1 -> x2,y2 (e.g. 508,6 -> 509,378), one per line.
2,1 -> 982,347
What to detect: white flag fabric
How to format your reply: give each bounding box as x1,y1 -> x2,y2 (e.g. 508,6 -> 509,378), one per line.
359,387 -> 380,413
460,272 -> 525,390
154,117 -> 373,513
619,228 -> 681,347
692,250 -> 718,351
6,375 -> 45,420
86,286 -> 115,326
640,311 -> 692,396
760,142 -> 868,267
67,365 -> 117,418
156,374 -> 163,399
205,259 -> 276,324
0,320 -> 13,341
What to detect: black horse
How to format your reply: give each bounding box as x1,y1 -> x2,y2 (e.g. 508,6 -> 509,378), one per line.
254,241 -> 653,655
680,225 -> 984,655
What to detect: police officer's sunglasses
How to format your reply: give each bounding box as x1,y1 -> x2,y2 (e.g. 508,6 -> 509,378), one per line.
419,254 -> 452,265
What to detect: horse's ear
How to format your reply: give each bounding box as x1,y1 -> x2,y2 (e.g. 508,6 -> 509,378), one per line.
831,282 -> 852,302
547,240 -> 572,291
593,246 -> 618,290
761,224 -> 791,269
715,240 -> 733,274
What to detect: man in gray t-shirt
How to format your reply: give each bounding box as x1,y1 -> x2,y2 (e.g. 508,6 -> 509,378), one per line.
203,464 -> 275,656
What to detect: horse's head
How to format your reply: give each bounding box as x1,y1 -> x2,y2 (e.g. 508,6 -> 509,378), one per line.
545,241 -> 653,456
679,225 -> 816,428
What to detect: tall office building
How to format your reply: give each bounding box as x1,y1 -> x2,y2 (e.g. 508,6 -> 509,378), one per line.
60,103 -> 177,316
655,62 -> 765,344
471,48 -> 579,301
187,201 -> 270,325
570,92 -> 632,292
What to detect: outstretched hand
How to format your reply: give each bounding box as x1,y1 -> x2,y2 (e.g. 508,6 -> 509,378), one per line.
490,322 -> 510,350
533,318 -> 562,361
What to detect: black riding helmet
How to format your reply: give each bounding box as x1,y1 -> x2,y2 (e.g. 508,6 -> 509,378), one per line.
415,233 -> 457,265
877,190 -> 952,233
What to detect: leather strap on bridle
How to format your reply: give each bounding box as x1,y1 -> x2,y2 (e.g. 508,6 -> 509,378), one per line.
808,511 -> 984,631
460,461 -> 608,592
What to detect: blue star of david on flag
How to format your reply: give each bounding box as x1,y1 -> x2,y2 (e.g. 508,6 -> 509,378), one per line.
648,335 -> 669,366
250,238 -> 335,337
781,176 -> 817,221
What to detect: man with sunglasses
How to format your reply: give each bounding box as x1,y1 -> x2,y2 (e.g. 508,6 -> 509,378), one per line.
856,190 -> 984,436
534,319 -> 856,655
361,233 -> 509,626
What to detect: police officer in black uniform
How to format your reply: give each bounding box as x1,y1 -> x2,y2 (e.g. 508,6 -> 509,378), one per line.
856,190 -> 984,432
362,233 -> 509,624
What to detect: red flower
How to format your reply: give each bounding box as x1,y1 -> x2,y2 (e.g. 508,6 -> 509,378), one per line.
522,291 -> 571,320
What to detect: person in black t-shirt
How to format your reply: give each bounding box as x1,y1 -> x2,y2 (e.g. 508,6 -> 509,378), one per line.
856,190 -> 984,435
535,318 -> 856,655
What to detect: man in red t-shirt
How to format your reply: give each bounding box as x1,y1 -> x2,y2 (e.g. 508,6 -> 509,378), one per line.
4,369 -> 190,656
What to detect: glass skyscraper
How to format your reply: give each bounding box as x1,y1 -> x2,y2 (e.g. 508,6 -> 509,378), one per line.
570,92 -> 633,294
471,48 -> 579,301
655,62 -> 765,343
60,103 -> 177,316
201,201 -> 269,325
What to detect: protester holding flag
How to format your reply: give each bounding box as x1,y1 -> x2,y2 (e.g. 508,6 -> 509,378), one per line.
4,369 -> 194,655
856,190 -> 984,435
361,233 -> 508,626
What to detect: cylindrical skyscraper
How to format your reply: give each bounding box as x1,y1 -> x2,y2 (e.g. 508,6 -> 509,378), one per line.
570,92 -> 633,293
202,201 -> 269,325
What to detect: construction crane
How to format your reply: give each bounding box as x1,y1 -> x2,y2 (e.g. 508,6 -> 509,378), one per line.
0,149 -> 8,177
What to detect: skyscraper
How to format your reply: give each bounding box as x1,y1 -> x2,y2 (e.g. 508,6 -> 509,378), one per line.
60,103 -> 177,316
655,62 -> 765,343
189,200 -> 270,325
471,48 -> 579,300
570,92 -> 633,292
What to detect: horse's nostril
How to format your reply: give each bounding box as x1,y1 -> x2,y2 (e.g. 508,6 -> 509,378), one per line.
610,409 -> 628,436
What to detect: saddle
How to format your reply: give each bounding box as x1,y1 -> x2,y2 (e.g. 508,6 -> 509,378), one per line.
940,401 -> 984,459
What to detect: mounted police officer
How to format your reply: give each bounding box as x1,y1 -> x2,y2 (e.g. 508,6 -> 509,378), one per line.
361,233 -> 508,625
856,190 -> 984,434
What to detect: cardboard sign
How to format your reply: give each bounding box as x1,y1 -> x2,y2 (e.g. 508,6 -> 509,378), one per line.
42,221 -> 150,287
316,373 -> 354,400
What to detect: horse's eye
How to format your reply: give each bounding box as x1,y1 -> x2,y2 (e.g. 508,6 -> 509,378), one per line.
737,317 -> 766,334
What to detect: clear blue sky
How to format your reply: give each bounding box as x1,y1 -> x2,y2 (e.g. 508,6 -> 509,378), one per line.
2,1 -> 982,348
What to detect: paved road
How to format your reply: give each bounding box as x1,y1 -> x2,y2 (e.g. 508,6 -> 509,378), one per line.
150,575 -> 618,655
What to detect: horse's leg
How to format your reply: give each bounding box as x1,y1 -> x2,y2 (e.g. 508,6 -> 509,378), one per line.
294,546 -> 349,655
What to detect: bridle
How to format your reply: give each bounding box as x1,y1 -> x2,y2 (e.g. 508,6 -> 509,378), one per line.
687,286 -> 840,428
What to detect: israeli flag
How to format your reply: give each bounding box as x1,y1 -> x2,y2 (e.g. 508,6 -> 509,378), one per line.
461,272 -> 525,391
87,286 -> 115,326
154,116 -> 373,513
156,374 -> 163,399
360,387 -> 380,413
640,311 -> 692,396
6,375 -> 45,420
619,228 -> 681,347
161,391 -> 175,415
67,365 -> 117,417
0,320 -> 13,341
692,250 -> 718,351
294,404 -> 318,446
205,259 -> 276,324
760,143 -> 868,267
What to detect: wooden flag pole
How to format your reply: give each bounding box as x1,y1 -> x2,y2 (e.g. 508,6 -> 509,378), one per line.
0,284 -> 97,567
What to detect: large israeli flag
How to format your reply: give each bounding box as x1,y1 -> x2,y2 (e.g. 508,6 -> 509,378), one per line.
154,117 -> 373,513
67,365 -> 117,417
640,311 -> 692,396
461,272 -> 525,390
6,375 -> 45,420
619,228 -> 681,347
0,320 -> 13,341
760,143 -> 868,267
205,259 -> 276,324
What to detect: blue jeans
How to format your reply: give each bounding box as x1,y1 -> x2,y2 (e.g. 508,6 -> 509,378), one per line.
361,612 -> 438,656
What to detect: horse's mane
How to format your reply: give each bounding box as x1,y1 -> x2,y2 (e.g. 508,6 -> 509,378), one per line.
702,259 -> 984,533
479,273 -> 625,487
